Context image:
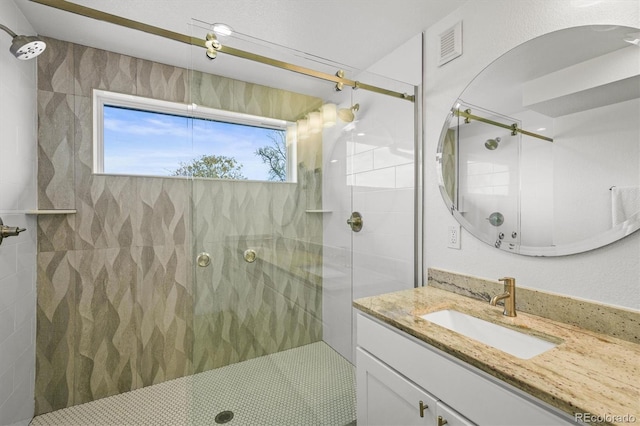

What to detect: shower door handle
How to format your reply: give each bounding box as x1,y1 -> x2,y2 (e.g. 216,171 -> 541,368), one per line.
346,212 -> 363,232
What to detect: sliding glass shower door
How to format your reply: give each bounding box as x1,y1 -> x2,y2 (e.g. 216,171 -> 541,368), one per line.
184,19 -> 417,425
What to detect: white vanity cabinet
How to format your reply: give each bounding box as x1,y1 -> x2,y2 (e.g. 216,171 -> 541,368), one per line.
357,347 -> 473,425
356,313 -> 576,426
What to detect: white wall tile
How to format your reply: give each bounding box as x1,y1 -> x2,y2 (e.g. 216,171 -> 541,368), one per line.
373,146 -> 412,169
348,149 -> 374,175
395,163 -> 414,188
0,307 -> 16,344
0,368 -> 14,409
0,2 -> 37,425
0,275 -> 19,313
0,246 -> 17,282
354,167 -> 396,188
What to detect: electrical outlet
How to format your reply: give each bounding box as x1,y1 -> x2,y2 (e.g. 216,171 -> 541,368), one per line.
447,225 -> 461,249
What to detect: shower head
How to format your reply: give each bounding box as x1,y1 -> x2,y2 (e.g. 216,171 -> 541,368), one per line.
338,103 -> 360,123
484,137 -> 501,150
0,24 -> 46,60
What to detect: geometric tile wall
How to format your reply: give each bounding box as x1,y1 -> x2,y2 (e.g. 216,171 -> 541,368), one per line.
36,36 -> 324,415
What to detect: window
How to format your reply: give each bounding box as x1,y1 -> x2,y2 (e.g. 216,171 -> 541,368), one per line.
93,90 -> 296,182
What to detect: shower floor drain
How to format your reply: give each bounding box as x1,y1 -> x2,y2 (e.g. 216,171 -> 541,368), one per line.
215,410 -> 234,424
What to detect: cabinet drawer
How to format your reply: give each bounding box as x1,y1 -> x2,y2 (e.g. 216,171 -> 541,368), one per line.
357,313 -> 575,426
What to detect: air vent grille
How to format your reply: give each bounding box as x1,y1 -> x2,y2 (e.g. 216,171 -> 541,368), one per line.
438,21 -> 462,66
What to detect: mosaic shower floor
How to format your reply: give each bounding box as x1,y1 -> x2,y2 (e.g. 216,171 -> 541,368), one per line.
30,342 -> 356,426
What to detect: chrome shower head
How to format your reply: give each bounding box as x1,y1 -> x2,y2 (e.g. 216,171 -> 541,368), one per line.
0,24 -> 46,60
484,137 -> 501,150
338,103 -> 360,123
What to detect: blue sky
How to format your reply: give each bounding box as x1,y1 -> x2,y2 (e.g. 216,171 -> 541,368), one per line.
103,106 -> 283,180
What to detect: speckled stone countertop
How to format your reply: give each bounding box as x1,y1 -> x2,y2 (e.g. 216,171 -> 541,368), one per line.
354,286 -> 640,426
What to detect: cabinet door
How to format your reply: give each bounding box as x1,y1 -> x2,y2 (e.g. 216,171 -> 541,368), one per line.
436,401 -> 476,426
357,348 -> 438,426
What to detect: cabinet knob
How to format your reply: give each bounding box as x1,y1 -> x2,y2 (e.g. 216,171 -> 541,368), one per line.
419,400 -> 428,418
437,415 -> 448,426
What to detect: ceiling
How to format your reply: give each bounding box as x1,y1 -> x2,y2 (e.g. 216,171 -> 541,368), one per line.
14,0 -> 465,84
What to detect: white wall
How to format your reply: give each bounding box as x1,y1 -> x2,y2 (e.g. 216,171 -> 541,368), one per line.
0,1 -> 38,424
552,98 -> 639,244
424,0 -> 640,310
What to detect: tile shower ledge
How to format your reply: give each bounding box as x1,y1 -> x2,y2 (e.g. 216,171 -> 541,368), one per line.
353,286 -> 640,425
25,209 -> 77,215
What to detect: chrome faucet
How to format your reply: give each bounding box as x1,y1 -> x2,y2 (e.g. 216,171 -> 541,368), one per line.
490,277 -> 517,317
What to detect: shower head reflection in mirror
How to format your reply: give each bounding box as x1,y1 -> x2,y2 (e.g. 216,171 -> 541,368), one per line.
338,104 -> 360,123
484,137 -> 501,150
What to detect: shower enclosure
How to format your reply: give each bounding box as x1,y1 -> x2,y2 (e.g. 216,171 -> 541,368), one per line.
184,20 -> 418,424
31,10 -> 417,424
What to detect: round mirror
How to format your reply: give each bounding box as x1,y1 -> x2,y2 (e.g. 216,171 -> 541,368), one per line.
437,25 -> 640,256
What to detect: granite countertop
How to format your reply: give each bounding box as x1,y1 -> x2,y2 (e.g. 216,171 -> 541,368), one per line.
354,286 -> 640,426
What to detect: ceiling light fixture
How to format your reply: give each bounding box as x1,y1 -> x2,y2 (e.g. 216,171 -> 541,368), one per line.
212,23 -> 233,37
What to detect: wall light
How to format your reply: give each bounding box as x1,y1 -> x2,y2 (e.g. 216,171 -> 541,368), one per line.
297,118 -> 309,140
309,111 -> 322,134
321,103 -> 337,127
286,124 -> 297,147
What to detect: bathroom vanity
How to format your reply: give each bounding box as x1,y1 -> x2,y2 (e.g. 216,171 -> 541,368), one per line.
353,279 -> 640,426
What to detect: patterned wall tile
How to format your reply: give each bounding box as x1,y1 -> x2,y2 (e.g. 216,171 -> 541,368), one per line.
73,44 -> 137,97
37,214 -> 75,253
75,175 -> 136,250
35,251 -> 76,415
37,37 -> 326,413
136,59 -> 189,103
233,81 -> 323,122
189,70 -> 235,111
135,244 -> 193,387
191,182 -> 323,373
72,248 -> 138,404
37,91 -> 75,210
73,95 -> 93,189
134,177 -> 190,248
37,37 -> 74,95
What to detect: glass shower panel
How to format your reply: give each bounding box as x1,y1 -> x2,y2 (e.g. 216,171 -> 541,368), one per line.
455,104 -> 521,250
186,20 -> 358,425
346,74 -> 417,361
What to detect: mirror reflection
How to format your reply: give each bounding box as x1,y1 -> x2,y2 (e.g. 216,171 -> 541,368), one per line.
437,25 -> 640,256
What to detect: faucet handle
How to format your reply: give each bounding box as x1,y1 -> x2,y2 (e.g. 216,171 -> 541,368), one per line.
498,277 -> 516,290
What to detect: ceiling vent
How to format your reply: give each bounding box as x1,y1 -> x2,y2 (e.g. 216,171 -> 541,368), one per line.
438,21 -> 462,66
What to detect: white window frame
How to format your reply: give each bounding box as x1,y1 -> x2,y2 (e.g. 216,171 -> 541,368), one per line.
92,89 -> 297,182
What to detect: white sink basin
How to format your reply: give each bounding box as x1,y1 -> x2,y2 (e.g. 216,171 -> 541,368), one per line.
420,309 -> 557,359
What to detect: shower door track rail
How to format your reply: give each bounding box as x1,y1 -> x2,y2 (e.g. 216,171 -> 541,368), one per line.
30,0 -> 415,103
454,108 -> 553,142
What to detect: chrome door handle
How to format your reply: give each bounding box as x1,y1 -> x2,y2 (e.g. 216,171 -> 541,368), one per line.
346,212 -> 363,232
